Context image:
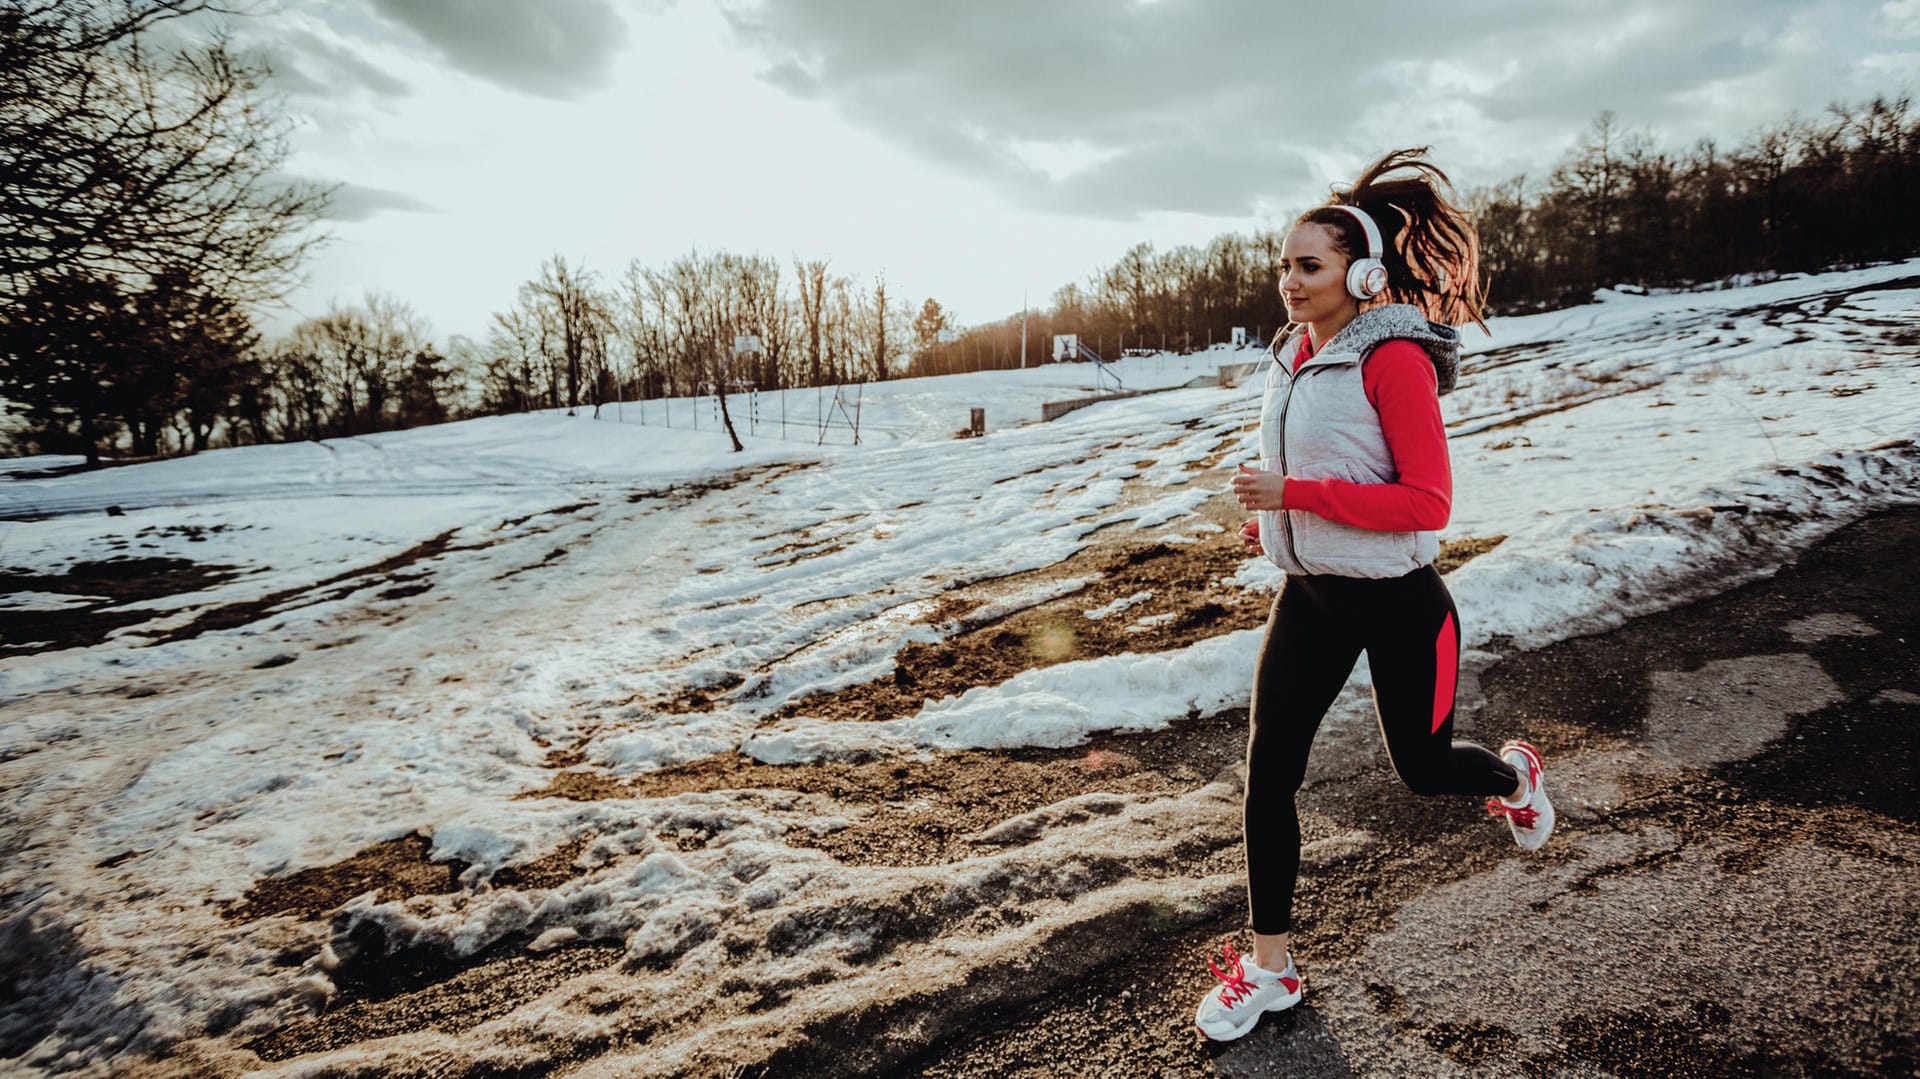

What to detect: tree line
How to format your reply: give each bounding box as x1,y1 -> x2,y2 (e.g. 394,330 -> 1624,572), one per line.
466,251 -> 915,452
4,2 -> 1916,462
912,93 -> 1920,375
1472,97 -> 1920,311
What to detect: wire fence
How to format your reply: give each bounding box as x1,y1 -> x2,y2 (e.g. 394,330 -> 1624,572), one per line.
602,385 -> 866,445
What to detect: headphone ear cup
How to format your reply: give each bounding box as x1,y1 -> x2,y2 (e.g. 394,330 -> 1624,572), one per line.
1346,257 -> 1387,300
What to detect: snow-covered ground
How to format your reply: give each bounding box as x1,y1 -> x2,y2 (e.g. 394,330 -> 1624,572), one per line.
1,262 -> 1917,1075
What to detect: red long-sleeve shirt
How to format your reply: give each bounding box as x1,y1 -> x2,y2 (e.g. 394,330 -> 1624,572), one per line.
1279,337 -> 1452,532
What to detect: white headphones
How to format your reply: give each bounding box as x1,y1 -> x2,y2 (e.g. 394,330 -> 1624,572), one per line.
1332,204 -> 1389,300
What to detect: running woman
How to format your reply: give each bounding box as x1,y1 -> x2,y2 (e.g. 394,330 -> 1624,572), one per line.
1195,148 -> 1554,1042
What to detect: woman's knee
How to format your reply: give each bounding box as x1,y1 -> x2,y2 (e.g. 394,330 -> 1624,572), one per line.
1392,759 -> 1452,797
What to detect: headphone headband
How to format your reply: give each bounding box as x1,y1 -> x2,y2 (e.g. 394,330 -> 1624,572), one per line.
1331,204 -> 1383,260
1329,203 -> 1388,300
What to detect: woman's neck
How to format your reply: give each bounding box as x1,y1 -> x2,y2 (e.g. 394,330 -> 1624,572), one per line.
1306,307 -> 1360,353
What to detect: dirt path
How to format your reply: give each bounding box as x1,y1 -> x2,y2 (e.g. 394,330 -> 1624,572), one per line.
891,505 -> 1920,1078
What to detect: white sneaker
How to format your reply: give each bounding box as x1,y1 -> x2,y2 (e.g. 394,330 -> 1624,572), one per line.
1193,940 -> 1302,1041
1487,739 -> 1555,851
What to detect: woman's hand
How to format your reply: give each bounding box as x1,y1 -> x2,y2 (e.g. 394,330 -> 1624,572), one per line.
1231,463 -> 1287,512
1239,518 -> 1261,552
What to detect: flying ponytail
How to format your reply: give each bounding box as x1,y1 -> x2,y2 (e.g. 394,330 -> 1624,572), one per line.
1297,147 -> 1488,332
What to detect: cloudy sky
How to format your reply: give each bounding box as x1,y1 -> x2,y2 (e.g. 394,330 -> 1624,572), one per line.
217,0 -> 1919,342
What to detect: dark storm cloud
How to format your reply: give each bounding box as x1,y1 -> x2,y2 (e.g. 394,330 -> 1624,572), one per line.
244,27 -> 412,99
719,0 -> 1904,219
1032,136 -> 1320,221
365,0 -> 632,99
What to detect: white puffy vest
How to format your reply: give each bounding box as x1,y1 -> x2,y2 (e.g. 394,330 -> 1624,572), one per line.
1256,305 -> 1458,578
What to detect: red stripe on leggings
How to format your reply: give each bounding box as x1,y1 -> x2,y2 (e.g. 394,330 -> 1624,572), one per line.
1432,611 -> 1457,734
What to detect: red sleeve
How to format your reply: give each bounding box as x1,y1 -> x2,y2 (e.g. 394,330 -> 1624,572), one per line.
1280,340 -> 1452,532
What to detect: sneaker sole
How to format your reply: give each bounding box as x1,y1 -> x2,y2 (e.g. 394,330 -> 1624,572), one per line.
1195,980 -> 1304,1042
1516,788 -> 1555,850
1501,741 -> 1554,851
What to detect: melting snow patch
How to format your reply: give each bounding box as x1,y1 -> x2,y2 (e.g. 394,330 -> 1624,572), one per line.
1084,591 -> 1152,620
0,591 -> 101,611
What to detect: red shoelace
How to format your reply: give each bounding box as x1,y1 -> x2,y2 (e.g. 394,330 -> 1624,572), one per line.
1209,942 -> 1257,1005
1207,942 -> 1297,1005
1487,797 -> 1540,828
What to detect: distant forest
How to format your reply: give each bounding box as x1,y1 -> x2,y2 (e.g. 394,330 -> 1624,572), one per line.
3,3 -> 1917,461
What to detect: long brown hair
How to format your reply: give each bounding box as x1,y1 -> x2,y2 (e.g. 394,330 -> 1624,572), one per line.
1297,147 -> 1487,332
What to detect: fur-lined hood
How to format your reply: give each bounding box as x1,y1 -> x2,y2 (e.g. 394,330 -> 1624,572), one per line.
1273,304 -> 1460,395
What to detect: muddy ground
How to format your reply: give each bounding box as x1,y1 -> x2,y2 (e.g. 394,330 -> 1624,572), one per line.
203,506 -> 1919,1078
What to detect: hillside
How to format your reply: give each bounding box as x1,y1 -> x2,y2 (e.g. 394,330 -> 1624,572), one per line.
1,262 -> 1917,1077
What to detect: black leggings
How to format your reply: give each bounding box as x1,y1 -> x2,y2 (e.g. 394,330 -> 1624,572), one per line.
1244,565 -> 1518,934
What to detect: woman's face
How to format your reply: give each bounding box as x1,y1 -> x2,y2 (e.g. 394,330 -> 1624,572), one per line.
1279,222 -> 1358,327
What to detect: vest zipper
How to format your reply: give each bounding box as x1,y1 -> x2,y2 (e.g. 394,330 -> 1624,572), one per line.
1277,365 -> 1303,571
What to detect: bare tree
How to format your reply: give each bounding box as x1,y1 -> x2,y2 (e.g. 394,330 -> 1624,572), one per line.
527,254 -> 602,412
503,282 -> 563,408
362,290 -> 429,428
823,274 -> 855,385
440,333 -> 486,417
618,258 -> 674,399
486,304 -> 540,412
581,286 -> 615,416
724,252 -> 785,390
650,251 -> 745,450
303,306 -> 370,434
0,0 -> 332,306
272,323 -> 331,441
793,256 -> 828,388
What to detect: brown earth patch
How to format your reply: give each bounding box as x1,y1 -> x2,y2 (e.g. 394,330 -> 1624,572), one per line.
1434,534 -> 1505,574
0,555 -> 244,654
490,835 -> 596,891
771,533 -> 1263,726
663,670 -> 749,713
222,834 -> 466,924
243,940 -> 628,1063
144,529 -> 465,645
525,708 -> 1248,869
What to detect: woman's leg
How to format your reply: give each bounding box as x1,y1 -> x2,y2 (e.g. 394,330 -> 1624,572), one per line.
1245,574 -> 1365,967
1359,566 -> 1519,798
